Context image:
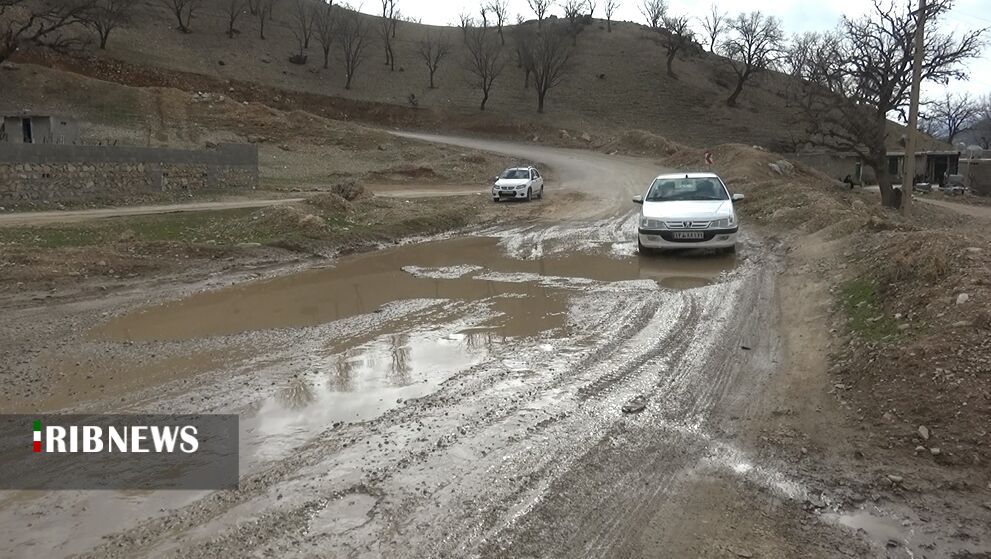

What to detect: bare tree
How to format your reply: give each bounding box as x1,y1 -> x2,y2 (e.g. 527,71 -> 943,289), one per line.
337,8 -> 370,89
923,93 -> 982,143
84,0 -> 135,48
604,0 -> 619,32
562,0 -> 584,45
160,0 -> 200,33
660,14 -> 693,78
479,4 -> 488,27
380,0 -> 396,70
520,23 -> 573,113
791,1 -> 985,208
638,0 -> 665,30
416,32 -> 451,88
979,94 -> 991,148
1,0 -> 95,62
511,23 -> 534,88
721,11 -> 783,107
700,3 -> 726,53
314,0 -> 335,69
253,0 -> 277,39
221,0 -> 246,38
527,0 -> 550,27
289,0 -> 315,59
458,10 -> 474,42
463,27 -> 505,110
586,0 -> 596,17
488,0 -> 507,44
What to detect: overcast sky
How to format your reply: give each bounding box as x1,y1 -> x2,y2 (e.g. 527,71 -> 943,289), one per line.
360,0 -> 991,99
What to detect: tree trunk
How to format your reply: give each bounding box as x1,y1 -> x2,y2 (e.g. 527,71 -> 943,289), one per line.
726,77 -> 745,107
322,48 -> 329,69
480,91 -> 489,111
345,74 -> 353,89
99,29 -> 111,49
607,19 -> 611,32
429,69 -> 436,88
666,52 -> 676,78
537,90 -> 545,113
524,69 -> 531,89
260,17 -> 266,39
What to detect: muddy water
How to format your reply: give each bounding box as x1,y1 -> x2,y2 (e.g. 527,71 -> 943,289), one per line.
92,236 -> 736,342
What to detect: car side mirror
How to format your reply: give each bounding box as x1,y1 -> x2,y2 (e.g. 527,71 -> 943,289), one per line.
494,176 -> 500,181
632,195 -> 643,205
732,193 -> 745,202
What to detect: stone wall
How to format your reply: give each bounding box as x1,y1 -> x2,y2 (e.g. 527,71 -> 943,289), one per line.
0,143 -> 258,205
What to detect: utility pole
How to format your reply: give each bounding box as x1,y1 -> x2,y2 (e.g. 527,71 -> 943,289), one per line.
901,0 -> 927,217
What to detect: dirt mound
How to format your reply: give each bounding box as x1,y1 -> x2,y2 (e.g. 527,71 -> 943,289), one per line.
250,205 -> 327,238
306,192 -> 353,214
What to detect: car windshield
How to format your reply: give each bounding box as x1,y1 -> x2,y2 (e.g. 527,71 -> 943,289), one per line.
645,177 -> 728,201
501,169 -> 530,179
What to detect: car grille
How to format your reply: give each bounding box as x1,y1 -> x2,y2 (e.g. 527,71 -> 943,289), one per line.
665,221 -> 711,230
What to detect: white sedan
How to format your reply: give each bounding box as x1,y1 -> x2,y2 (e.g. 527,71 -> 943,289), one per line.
633,172 -> 744,254
492,167 -> 544,202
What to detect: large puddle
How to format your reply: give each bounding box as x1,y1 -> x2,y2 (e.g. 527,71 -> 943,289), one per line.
92,236 -> 736,341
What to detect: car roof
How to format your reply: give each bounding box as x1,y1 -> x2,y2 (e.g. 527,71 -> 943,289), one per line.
653,172 -> 721,181
505,166 -> 535,170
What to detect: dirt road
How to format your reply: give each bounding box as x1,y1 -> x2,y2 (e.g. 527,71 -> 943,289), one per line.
0,136 -> 913,558
0,198 -> 305,227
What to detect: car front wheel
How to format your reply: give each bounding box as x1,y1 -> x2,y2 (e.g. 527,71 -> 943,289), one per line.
526,188 -> 532,202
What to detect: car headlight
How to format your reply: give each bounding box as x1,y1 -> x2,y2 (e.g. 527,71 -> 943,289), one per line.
640,217 -> 665,229
712,215 -> 736,228
516,185 -> 527,190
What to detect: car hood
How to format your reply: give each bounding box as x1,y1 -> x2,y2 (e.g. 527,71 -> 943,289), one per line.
641,200 -> 733,219
495,178 -> 529,187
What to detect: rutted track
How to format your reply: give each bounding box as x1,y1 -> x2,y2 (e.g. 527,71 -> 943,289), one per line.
0,135 -> 800,558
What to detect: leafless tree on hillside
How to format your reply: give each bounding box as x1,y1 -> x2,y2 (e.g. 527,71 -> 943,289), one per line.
221,0 -> 246,38
721,11 -> 784,108
922,93 -> 982,143
479,4 -> 488,27
511,24 -> 534,88
160,0 -> 200,33
337,9 -> 370,89
416,32 -> 451,88
786,31 -> 841,79
638,0 -> 665,30
314,0 -> 335,69
562,0 -> 585,45
463,27 -> 505,110
487,0 -> 507,44
289,0 -> 315,58
519,23 -> 573,113
586,0 -> 596,17
380,0 -> 397,70
700,3 -> 726,53
660,14 -> 693,78
84,0 -> 136,48
790,0 -> 985,208
252,0 -> 277,39
603,0 -> 619,32
527,0 -> 550,27
458,10 -> 474,42
0,0 -> 95,62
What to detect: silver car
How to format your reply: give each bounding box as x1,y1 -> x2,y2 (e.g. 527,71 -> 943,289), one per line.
492,167 -> 544,202
633,172 -> 744,254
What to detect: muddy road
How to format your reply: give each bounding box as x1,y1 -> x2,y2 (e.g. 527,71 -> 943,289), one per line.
0,136 -> 880,558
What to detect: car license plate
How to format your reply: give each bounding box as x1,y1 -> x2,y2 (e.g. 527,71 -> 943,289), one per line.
673,231 -> 705,240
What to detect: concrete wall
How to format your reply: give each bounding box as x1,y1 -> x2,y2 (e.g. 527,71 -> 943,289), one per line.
961,159 -> 991,196
0,143 -> 258,205
1,116 -> 80,145
791,152 -> 874,184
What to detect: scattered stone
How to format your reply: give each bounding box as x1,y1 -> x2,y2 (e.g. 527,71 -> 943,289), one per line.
918,425 -> 930,441
952,321 -> 972,328
622,395 -> 647,414
956,293 -> 970,305
887,474 -> 904,484
734,550 -> 753,558
580,132 -> 592,143
236,242 -> 262,248
741,345 -> 752,350
929,447 -> 941,456
897,323 -> 910,331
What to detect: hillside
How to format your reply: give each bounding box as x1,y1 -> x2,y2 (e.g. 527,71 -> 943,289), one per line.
9,0 -> 816,151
